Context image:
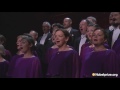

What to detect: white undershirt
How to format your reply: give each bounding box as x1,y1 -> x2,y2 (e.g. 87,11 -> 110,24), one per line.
79,34 -> 87,55
40,32 -> 49,45
66,27 -> 72,33
111,26 -> 120,48
35,41 -> 37,46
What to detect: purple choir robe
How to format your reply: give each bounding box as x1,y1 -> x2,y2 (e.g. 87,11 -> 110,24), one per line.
80,49 -> 116,78
45,48 -> 58,64
46,50 -> 80,78
4,49 -> 12,62
81,42 -> 110,53
11,56 -> 42,78
33,50 -> 38,57
0,60 -> 9,78
112,38 -> 120,78
7,54 -> 24,78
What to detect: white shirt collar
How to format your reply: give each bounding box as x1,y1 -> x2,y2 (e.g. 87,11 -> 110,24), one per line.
66,27 -> 72,33
43,32 -> 50,35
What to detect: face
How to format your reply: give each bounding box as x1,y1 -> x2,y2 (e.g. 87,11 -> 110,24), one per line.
20,39 -> 32,53
92,29 -> 106,45
86,26 -> 96,40
111,12 -> 120,25
16,37 -> 22,50
29,31 -> 37,41
79,20 -> 87,35
55,30 -> 69,47
109,14 -> 114,25
42,23 -> 50,34
63,18 -> 72,29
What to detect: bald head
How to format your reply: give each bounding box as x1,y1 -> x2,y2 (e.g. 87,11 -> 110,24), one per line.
63,17 -> 72,29
79,19 -> 88,35
29,30 -> 38,41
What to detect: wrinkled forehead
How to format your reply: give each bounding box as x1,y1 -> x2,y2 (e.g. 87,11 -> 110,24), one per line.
110,12 -> 120,15
80,20 -> 87,25
64,18 -> 72,22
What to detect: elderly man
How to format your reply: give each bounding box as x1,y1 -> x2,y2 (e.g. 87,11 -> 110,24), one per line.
63,17 -> 80,48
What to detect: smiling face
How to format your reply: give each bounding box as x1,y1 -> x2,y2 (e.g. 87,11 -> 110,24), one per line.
55,30 -> 69,47
92,29 -> 106,46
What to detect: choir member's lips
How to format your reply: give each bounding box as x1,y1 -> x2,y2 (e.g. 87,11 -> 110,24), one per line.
56,41 -> 60,43
113,18 -> 116,21
94,39 -> 98,41
80,29 -> 83,31
20,47 -> 23,50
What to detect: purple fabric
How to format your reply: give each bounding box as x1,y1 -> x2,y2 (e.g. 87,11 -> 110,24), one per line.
46,50 -> 80,78
7,54 -> 24,78
104,42 -> 110,49
80,49 -> 116,78
45,48 -> 58,64
0,60 -> 9,78
4,49 -> 12,62
112,39 -> 120,77
33,51 -> 38,57
10,56 -> 42,78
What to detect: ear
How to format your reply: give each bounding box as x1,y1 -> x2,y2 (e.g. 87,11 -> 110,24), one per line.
29,43 -> 33,48
70,21 -> 72,25
65,37 -> 69,42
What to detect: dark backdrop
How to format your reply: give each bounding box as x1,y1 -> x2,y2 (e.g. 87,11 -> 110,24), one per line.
0,12 -> 110,55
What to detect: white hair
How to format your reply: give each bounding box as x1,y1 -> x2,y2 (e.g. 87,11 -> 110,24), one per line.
42,21 -> 51,28
87,16 -> 97,23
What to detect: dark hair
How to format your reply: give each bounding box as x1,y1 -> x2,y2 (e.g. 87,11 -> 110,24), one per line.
17,35 -> 24,40
52,23 -> 64,29
21,35 -> 35,52
55,28 -> 72,44
94,27 -> 108,40
0,34 -> 6,46
29,30 -> 38,35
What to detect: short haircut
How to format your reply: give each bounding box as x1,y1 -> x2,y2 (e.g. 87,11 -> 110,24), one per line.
52,23 -> 64,28
94,27 -> 108,40
21,35 -> 35,51
0,44 -> 5,56
87,16 -> 97,23
0,34 -> 6,45
42,21 -> 51,27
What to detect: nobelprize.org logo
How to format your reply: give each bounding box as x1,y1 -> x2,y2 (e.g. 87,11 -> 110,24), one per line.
92,73 -> 96,76
92,73 -> 118,77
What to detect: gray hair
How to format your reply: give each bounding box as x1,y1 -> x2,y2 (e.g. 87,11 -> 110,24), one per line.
87,16 -> 97,23
42,21 -> 51,28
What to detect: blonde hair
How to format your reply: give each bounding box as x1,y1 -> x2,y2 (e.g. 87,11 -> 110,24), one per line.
0,44 -> 5,56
